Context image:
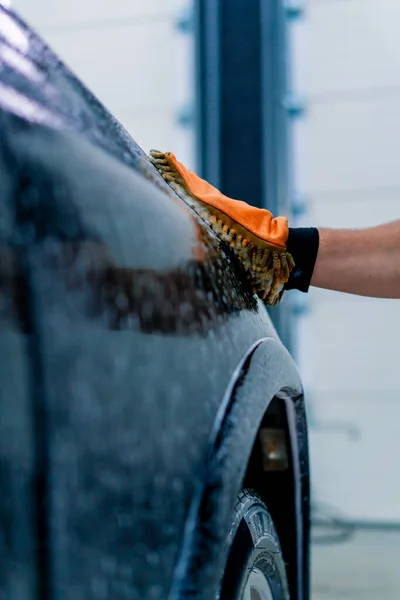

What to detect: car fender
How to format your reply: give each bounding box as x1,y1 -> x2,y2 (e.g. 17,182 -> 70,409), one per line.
170,335 -> 309,600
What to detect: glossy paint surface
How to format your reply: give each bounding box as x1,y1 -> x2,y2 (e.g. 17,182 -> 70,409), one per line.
0,6 -> 309,600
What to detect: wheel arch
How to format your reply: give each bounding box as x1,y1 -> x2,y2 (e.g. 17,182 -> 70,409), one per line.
168,336 -> 310,600
243,391 -> 309,600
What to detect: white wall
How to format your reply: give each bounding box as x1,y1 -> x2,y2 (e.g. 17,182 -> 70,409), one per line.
294,0 -> 400,521
13,0 -> 195,166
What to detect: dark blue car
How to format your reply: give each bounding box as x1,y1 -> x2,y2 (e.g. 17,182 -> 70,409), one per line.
0,6 -> 310,599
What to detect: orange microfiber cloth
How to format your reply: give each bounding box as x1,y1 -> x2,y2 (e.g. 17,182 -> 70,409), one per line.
149,150 -> 295,305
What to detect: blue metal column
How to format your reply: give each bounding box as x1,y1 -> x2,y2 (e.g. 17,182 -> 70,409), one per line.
195,0 -> 263,207
195,0 -> 298,348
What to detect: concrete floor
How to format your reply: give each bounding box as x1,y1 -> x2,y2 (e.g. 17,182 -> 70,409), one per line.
311,529 -> 400,600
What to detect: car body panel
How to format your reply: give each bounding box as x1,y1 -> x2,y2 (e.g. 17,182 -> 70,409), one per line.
0,6 -> 310,600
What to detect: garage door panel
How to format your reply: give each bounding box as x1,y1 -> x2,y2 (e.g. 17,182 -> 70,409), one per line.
308,196 -> 400,228
14,0 -> 185,29
45,21 -> 185,118
303,97 -> 400,192
309,393 -> 400,521
304,0 -> 400,96
308,299 -> 400,393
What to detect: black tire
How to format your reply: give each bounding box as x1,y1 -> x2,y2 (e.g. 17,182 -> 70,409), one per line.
219,489 -> 290,600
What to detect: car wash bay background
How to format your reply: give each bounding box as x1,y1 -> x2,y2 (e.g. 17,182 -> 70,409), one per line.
13,0 -> 400,598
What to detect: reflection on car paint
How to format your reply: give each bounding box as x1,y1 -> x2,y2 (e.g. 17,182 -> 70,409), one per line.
28,238 -> 257,336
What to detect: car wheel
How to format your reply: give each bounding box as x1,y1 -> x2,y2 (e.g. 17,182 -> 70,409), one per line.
219,489 -> 290,600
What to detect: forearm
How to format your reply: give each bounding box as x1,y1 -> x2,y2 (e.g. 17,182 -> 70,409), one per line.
311,221 -> 400,298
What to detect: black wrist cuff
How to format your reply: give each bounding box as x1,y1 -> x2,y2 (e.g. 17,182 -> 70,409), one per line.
285,227 -> 319,293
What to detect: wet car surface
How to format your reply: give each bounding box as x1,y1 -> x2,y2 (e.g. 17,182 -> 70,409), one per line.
0,6 -> 310,600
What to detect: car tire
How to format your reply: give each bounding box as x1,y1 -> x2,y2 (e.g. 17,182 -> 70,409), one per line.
219,489 -> 290,600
